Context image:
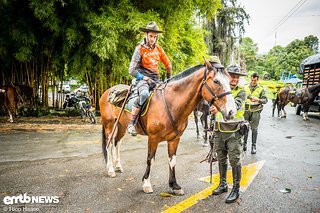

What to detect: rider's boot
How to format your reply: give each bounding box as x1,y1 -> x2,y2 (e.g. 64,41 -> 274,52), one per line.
226,165 -> 241,203
127,106 -> 140,136
251,132 -> 258,154
243,132 -> 248,151
212,163 -> 228,195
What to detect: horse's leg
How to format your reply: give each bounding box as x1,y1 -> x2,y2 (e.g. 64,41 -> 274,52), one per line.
194,110 -> 200,139
280,102 -> 287,118
114,128 -> 126,173
167,138 -> 184,195
7,87 -> 15,123
279,104 -> 283,118
7,109 -> 13,123
303,104 -> 309,121
142,139 -> 159,194
283,105 -> 287,118
102,125 -> 117,177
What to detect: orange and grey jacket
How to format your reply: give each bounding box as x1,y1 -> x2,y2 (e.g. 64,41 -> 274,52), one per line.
129,40 -> 171,80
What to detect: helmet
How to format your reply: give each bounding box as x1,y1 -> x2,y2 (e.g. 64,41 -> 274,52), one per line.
227,64 -> 247,76
139,22 -> 164,33
209,55 -> 221,64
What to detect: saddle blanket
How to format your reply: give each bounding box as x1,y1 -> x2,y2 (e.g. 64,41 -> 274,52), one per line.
107,84 -> 153,117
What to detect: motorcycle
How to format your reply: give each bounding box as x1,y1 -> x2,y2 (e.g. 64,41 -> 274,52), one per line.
63,93 -> 96,124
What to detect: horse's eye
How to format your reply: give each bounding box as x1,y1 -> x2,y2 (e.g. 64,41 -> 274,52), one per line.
213,79 -> 220,84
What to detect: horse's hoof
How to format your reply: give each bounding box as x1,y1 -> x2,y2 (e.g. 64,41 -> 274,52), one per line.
107,171 -> 116,178
202,143 -> 209,147
173,189 -> 184,196
143,186 -> 153,194
115,166 -> 123,173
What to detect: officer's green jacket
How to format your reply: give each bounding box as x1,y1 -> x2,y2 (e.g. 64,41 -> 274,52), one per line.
214,85 -> 246,133
244,84 -> 268,112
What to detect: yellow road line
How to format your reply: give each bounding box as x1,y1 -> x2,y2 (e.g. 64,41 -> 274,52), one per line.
163,160 -> 265,213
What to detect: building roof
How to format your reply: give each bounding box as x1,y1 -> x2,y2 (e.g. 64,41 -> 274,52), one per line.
299,53 -> 320,73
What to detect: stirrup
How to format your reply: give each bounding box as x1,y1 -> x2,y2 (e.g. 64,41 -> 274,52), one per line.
127,124 -> 137,136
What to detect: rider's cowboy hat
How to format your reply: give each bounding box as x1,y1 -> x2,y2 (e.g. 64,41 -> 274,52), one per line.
227,64 -> 247,76
139,22 -> 164,33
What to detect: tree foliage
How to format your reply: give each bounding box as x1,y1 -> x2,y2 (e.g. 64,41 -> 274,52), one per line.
0,0 -> 222,108
205,0 -> 249,65
239,35 -> 318,80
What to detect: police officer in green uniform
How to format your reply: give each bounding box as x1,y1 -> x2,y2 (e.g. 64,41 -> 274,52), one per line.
210,64 -> 246,203
243,73 -> 268,154
272,85 -> 281,117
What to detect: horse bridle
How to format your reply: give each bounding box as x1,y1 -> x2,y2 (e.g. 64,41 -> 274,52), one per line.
200,67 -> 232,105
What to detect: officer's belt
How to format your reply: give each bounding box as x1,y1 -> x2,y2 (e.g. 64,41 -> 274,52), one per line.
245,104 -> 263,111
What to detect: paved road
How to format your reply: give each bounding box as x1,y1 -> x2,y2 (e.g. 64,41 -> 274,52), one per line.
0,102 -> 319,212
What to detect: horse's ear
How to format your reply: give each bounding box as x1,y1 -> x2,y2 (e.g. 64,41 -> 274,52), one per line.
203,57 -> 214,72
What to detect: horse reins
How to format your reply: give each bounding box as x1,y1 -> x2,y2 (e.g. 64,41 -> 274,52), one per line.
200,67 -> 232,105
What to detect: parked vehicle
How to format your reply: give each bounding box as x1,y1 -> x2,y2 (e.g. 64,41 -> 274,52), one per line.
63,93 -> 96,124
58,84 -> 71,93
77,95 -> 96,124
296,53 -> 320,114
62,93 -> 79,109
73,84 -> 89,95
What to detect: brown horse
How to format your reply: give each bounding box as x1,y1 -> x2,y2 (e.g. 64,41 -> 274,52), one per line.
0,84 -> 33,122
0,85 -> 18,122
274,83 -> 320,120
99,59 -> 236,195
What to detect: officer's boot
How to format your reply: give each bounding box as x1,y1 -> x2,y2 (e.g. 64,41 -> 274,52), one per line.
127,106 -> 141,136
226,165 -> 241,203
243,132 -> 248,151
212,163 -> 228,195
251,132 -> 258,154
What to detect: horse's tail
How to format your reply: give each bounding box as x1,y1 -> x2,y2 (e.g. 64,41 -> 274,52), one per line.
102,124 -> 108,164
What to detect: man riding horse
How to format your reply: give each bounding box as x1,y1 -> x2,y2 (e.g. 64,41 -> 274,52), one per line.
127,21 -> 172,136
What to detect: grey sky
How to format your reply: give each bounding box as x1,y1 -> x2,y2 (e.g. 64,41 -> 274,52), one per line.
239,0 -> 320,54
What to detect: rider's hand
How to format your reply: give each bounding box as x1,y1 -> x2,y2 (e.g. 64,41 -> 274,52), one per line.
209,105 -> 218,115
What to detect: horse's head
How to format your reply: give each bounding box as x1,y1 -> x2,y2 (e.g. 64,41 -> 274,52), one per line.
200,58 -> 236,121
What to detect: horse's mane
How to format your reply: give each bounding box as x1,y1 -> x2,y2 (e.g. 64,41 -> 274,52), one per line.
166,65 -> 204,83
